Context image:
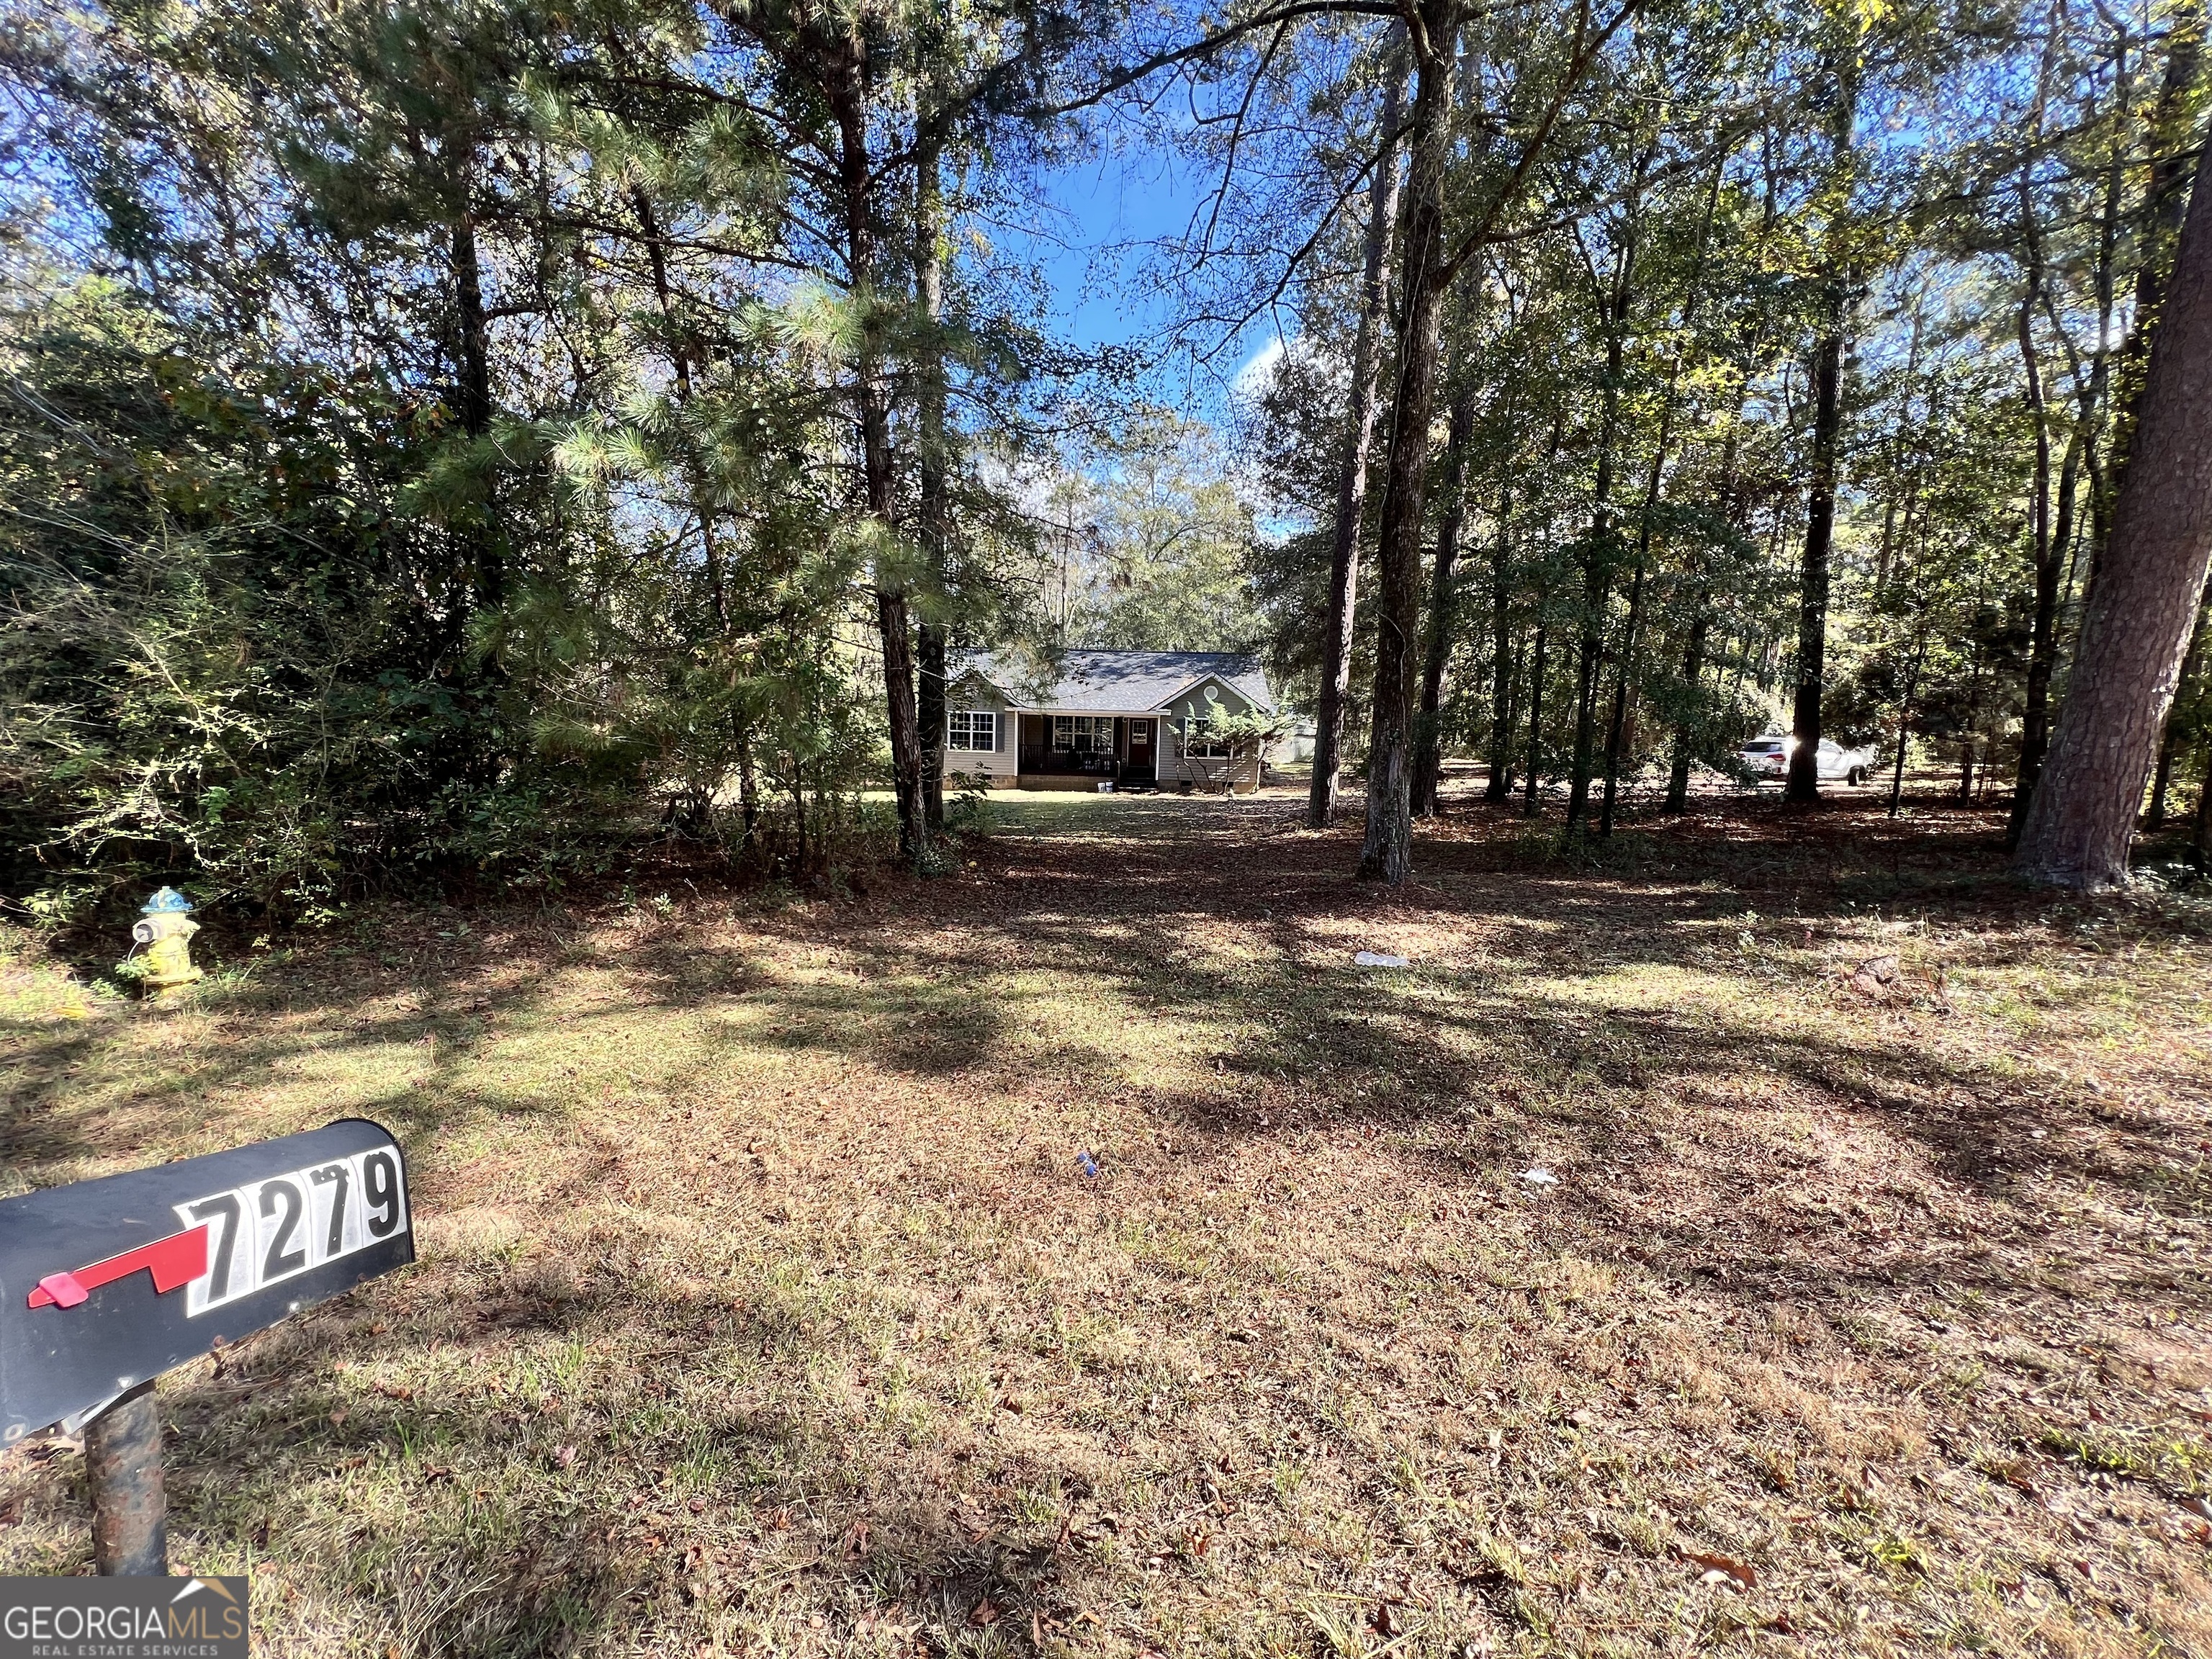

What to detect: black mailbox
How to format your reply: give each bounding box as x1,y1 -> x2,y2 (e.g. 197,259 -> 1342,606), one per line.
0,1119 -> 415,1442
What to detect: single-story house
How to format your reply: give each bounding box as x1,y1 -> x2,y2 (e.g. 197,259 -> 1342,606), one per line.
939,649 -> 1277,793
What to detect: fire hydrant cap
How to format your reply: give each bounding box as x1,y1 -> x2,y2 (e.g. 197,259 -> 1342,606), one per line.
142,886 -> 194,915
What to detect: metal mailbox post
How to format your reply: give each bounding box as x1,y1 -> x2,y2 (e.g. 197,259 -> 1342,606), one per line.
0,1120 -> 416,1573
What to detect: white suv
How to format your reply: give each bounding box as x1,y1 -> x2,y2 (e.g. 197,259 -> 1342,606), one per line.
1740,734 -> 1875,786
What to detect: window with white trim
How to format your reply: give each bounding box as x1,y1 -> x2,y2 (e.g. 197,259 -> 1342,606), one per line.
1182,716 -> 1229,758
1051,714 -> 1112,752
947,709 -> 997,752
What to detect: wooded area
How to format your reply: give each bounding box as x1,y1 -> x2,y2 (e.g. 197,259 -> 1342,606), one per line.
4,0 -> 2211,924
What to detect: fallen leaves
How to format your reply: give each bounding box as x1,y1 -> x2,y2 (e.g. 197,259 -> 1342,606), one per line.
1679,1549 -> 1758,1591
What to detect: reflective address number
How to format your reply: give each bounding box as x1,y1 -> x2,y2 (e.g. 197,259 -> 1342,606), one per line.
171,1144 -> 408,1317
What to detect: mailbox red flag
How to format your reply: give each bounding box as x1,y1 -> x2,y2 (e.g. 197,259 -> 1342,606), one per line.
27,1224 -> 210,1310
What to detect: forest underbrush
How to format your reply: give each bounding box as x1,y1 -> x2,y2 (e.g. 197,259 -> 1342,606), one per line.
1,783 -> 2208,1657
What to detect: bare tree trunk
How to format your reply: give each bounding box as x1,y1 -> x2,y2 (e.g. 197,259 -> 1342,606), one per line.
1785,47 -> 1861,805
1484,477 -> 1517,801
2014,138 -> 2212,888
1663,609 -> 1707,814
1665,395 -> 1750,814
1357,36 -> 1451,882
1593,158 -> 1722,837
2148,735 -> 2177,827
1887,634 -> 1923,819
915,123 -> 950,834
1357,0 -> 1621,874
1784,317 -> 1846,804
2192,733 -> 2212,872
2049,426 -> 2085,657
1310,38 -> 1408,828
1412,391 -> 1475,817
2150,575 -> 2212,825
1522,606 -> 1549,817
1565,230 -> 1635,833
1596,525 -> 1647,837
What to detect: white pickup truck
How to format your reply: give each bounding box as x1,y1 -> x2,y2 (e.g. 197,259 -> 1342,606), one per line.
1739,734 -> 1876,786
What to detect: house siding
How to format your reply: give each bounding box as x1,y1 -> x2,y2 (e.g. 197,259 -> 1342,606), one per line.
1158,678 -> 1264,793
940,678 -> 1016,786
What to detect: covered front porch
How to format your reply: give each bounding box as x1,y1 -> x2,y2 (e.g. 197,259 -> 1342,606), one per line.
1015,712 -> 1161,790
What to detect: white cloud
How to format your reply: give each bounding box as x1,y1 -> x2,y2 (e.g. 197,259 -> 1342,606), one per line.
1230,335 -> 1290,402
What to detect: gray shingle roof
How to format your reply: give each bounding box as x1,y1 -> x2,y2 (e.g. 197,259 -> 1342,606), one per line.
952,649 -> 1275,714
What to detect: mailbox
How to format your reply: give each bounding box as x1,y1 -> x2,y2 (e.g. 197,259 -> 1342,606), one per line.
0,1120 -> 415,1442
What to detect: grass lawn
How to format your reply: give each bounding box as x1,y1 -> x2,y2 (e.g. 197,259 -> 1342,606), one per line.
4,786 -> 2211,1657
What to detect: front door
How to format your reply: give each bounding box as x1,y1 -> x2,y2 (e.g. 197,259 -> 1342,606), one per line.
1127,718 -> 1154,779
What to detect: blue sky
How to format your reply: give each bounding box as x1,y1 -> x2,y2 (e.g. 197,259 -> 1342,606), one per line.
1015,140 -> 1283,421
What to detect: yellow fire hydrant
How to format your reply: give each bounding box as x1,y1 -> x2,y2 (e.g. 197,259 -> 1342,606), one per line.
130,887 -> 203,995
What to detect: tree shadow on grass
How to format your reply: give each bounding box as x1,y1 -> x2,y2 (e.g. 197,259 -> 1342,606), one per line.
5,791 -> 2207,1652
139,1210 -> 1109,1655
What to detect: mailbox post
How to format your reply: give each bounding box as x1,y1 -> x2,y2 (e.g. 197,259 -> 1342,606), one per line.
86,1382 -> 166,1575
0,1119 -> 416,1575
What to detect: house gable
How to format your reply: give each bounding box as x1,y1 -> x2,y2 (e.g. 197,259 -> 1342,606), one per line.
947,667 -> 1008,709
1157,673 -> 1259,721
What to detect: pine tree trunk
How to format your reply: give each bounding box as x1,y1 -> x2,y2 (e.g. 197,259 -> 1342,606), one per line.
832,50 -> 925,863
2111,0 -> 2202,487
915,127 -> 950,833
1665,416 -> 1734,816
2013,138 -> 2212,888
2008,12 -> 2062,848
1310,39 -> 1408,829
2009,300 -> 2061,845
1357,36 -> 1452,884
450,204 -> 505,609
631,184 -> 729,631
1412,392 -> 1475,817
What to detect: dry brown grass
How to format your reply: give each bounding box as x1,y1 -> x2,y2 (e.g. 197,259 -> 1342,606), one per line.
2,783 -> 2210,1658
